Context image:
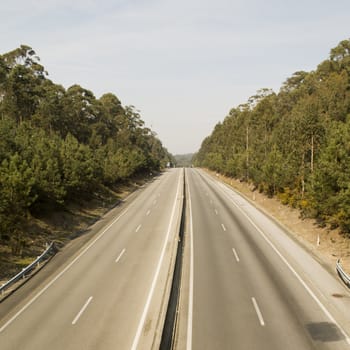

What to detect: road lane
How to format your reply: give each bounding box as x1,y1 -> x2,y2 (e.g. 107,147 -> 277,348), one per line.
176,168 -> 350,350
0,168 -> 183,350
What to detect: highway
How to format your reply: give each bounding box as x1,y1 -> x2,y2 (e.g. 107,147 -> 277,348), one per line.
175,168 -> 350,350
2,167 -> 350,350
0,168 -> 183,350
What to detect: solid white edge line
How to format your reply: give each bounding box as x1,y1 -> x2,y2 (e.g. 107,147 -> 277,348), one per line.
252,297 -> 265,326
115,248 -> 126,263
135,224 -> 142,233
211,173 -> 350,344
72,296 -> 93,325
0,205 -> 130,333
232,248 -> 240,262
186,172 -> 194,350
130,169 -> 182,350
221,223 -> 226,232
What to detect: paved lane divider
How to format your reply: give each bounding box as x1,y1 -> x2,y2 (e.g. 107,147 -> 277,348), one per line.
72,296 -> 93,325
251,297 -> 265,326
115,249 -> 126,263
232,248 -> 240,262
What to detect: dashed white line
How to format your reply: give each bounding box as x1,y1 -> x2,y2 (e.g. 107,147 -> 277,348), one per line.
72,296 -> 93,325
146,209 -> 151,216
135,224 -> 142,233
221,223 -> 226,232
214,209 -> 218,215
115,248 -> 126,263
232,248 -> 240,262
252,297 -> 265,326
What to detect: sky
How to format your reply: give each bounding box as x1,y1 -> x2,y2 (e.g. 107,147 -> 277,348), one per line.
1,0 -> 349,154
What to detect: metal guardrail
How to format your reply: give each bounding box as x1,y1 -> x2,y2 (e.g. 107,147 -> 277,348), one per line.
0,242 -> 56,295
336,259 -> 350,288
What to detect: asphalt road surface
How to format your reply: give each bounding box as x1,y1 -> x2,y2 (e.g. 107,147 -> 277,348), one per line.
0,168 -> 183,350
2,167 -> 350,350
175,168 -> 350,350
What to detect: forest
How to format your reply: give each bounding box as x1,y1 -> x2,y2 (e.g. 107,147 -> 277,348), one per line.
0,45 -> 172,257
194,39 -> 350,234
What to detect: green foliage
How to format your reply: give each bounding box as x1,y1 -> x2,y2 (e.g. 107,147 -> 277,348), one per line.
0,45 -> 172,253
195,38 -> 350,233
174,154 -> 194,167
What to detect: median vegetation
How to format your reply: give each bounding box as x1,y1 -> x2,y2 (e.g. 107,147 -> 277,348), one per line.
0,45 -> 173,278
194,39 -> 350,234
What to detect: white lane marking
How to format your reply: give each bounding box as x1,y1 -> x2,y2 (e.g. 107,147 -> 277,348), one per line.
72,296 -> 93,325
131,169 -> 183,350
221,223 -> 226,232
252,297 -> 265,326
135,224 -> 142,233
214,209 -> 218,215
146,209 -> 151,216
115,248 -> 126,263
212,175 -> 350,344
187,173 -> 194,350
0,205 -> 131,333
232,248 -> 240,262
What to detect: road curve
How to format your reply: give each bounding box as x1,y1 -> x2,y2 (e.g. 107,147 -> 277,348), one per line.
0,168 -> 183,350
175,168 -> 350,350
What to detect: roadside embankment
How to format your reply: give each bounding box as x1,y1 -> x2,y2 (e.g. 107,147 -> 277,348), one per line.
206,169 -> 350,277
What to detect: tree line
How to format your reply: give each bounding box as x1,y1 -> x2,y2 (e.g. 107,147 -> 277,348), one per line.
194,39 -> 350,233
0,45 -> 173,253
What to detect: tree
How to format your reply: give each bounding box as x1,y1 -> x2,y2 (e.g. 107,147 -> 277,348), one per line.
0,154 -> 35,254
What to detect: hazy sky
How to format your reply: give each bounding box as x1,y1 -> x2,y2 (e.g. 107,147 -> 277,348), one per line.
1,0 -> 349,154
